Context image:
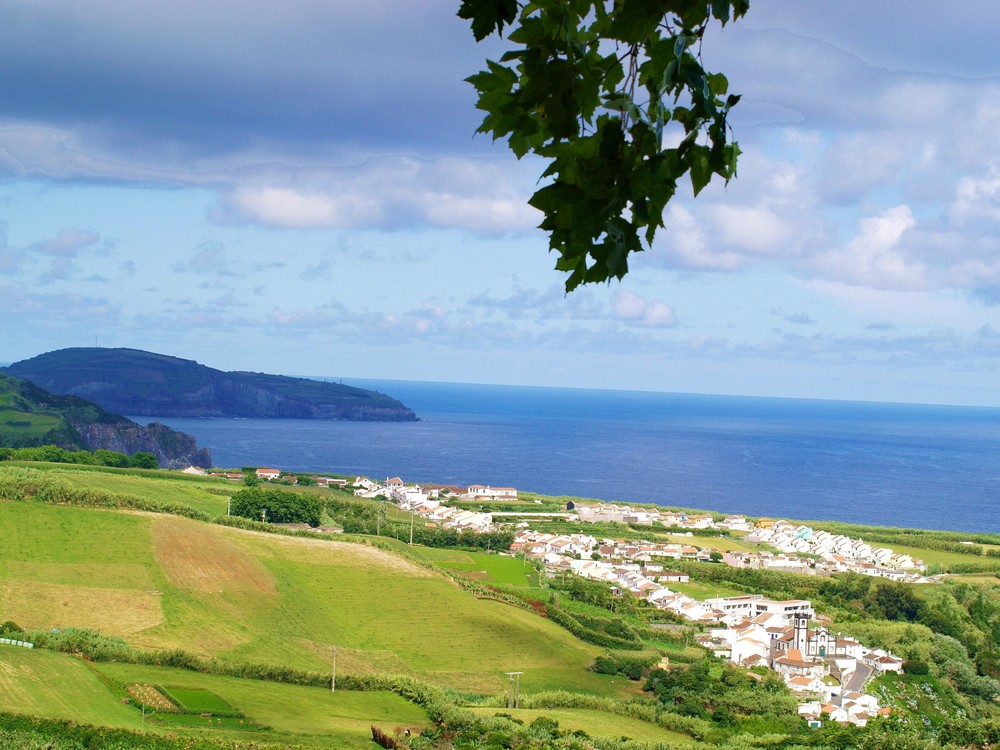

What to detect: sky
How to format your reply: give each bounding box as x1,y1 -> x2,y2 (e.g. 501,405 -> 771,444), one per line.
3,1 -> 1000,407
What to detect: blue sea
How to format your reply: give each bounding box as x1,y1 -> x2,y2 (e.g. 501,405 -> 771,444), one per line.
137,381 -> 1000,534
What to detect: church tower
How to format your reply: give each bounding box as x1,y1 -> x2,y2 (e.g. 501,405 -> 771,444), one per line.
792,612 -> 809,654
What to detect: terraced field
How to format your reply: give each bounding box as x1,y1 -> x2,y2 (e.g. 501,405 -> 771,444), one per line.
0,500 -> 622,696
0,647 -> 429,749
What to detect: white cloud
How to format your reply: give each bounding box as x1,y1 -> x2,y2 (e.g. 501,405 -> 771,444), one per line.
26,228 -> 100,257
812,206 -> 924,290
611,290 -> 676,328
223,188 -> 384,229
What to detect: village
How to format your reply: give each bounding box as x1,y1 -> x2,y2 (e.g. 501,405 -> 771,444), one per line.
221,468 -> 925,727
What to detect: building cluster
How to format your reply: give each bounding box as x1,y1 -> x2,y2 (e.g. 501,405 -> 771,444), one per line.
512,529 -> 903,727
571,502 -> 732,529
700,610 -> 902,727
746,520 -> 929,581
568,504 -> 931,583
354,476 -> 495,532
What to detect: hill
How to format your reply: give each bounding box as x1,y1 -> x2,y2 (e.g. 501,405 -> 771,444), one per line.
4,465 -> 1000,749
0,373 -> 211,468
0,489 -> 613,696
4,348 -> 418,421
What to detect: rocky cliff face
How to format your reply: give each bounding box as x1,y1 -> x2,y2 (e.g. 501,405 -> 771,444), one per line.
73,421 -> 212,469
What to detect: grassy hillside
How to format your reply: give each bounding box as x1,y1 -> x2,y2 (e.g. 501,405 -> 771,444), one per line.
0,646 -> 138,729
0,499 -> 621,696
0,646 -> 429,749
0,374 -> 89,449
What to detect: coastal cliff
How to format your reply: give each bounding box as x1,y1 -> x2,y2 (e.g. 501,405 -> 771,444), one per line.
0,373 -> 212,468
5,348 -> 418,421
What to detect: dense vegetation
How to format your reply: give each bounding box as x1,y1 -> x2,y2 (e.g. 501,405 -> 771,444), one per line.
0,444 -> 158,468
324,493 -> 515,551
230,486 -> 323,525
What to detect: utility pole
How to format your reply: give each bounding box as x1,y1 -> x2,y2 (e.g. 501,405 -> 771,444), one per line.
227,497 -> 231,516
504,671 -> 523,709
332,645 -> 337,693
409,507 -> 414,545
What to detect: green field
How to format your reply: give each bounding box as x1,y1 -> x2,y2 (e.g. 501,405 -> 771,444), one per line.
0,410 -> 62,440
98,662 -> 428,748
160,686 -> 235,714
421,549 -> 542,587
0,500 -> 623,696
14,464 -> 232,517
0,646 -> 137,728
0,647 -> 430,749
468,706 -> 698,745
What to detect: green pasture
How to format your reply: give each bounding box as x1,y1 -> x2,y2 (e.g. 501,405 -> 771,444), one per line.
29,466 -> 231,517
468,706 -> 698,745
656,533 -> 758,554
0,501 -> 626,697
0,646 -> 137,729
160,686 -> 235,714
946,573 -> 1000,586
420,549 -> 542,587
668,580 -> 747,600
0,410 -> 62,439
878,541 -> 992,570
0,647 -> 429,750
96,662 -> 427,749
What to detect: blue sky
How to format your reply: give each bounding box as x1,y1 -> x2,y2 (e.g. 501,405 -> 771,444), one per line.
3,1 -> 1000,407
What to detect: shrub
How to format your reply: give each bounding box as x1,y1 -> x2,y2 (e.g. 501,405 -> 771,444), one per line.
903,659 -> 930,675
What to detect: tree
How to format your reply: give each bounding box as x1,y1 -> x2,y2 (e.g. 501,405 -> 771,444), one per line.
128,452 -> 158,469
460,0 -> 748,290
230,487 -> 322,527
93,449 -> 129,468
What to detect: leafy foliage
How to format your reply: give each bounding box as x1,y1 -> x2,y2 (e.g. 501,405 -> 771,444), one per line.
461,0 -> 748,290
229,486 -> 322,526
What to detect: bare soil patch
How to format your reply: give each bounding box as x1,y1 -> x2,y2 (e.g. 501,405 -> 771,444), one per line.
1,580 -> 163,634
128,684 -> 177,712
152,517 -> 277,595
221,528 -> 433,577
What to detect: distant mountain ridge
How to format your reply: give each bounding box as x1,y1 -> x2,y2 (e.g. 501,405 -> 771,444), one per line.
0,372 -> 211,468
4,348 -> 418,421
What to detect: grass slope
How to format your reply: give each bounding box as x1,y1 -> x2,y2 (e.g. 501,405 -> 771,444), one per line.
97,662 -> 429,748
468,706 -> 698,745
0,646 -> 137,728
0,501 -> 620,696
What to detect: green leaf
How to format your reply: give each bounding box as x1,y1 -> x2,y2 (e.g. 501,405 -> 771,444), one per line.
707,72 -> 729,96
607,0 -> 671,43
457,0 -> 519,42
464,0 -> 747,291
688,144 -> 713,196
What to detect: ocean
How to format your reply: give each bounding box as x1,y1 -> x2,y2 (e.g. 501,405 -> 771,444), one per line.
137,380 -> 1000,534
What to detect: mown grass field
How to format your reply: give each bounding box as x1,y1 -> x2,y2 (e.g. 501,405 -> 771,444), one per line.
0,411 -> 62,441
9,464 -> 232,517
0,645 -> 137,729
467,706 -> 698,745
96,662 -> 429,749
0,647 -> 429,749
419,548 -> 542,588
0,500 -> 624,697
